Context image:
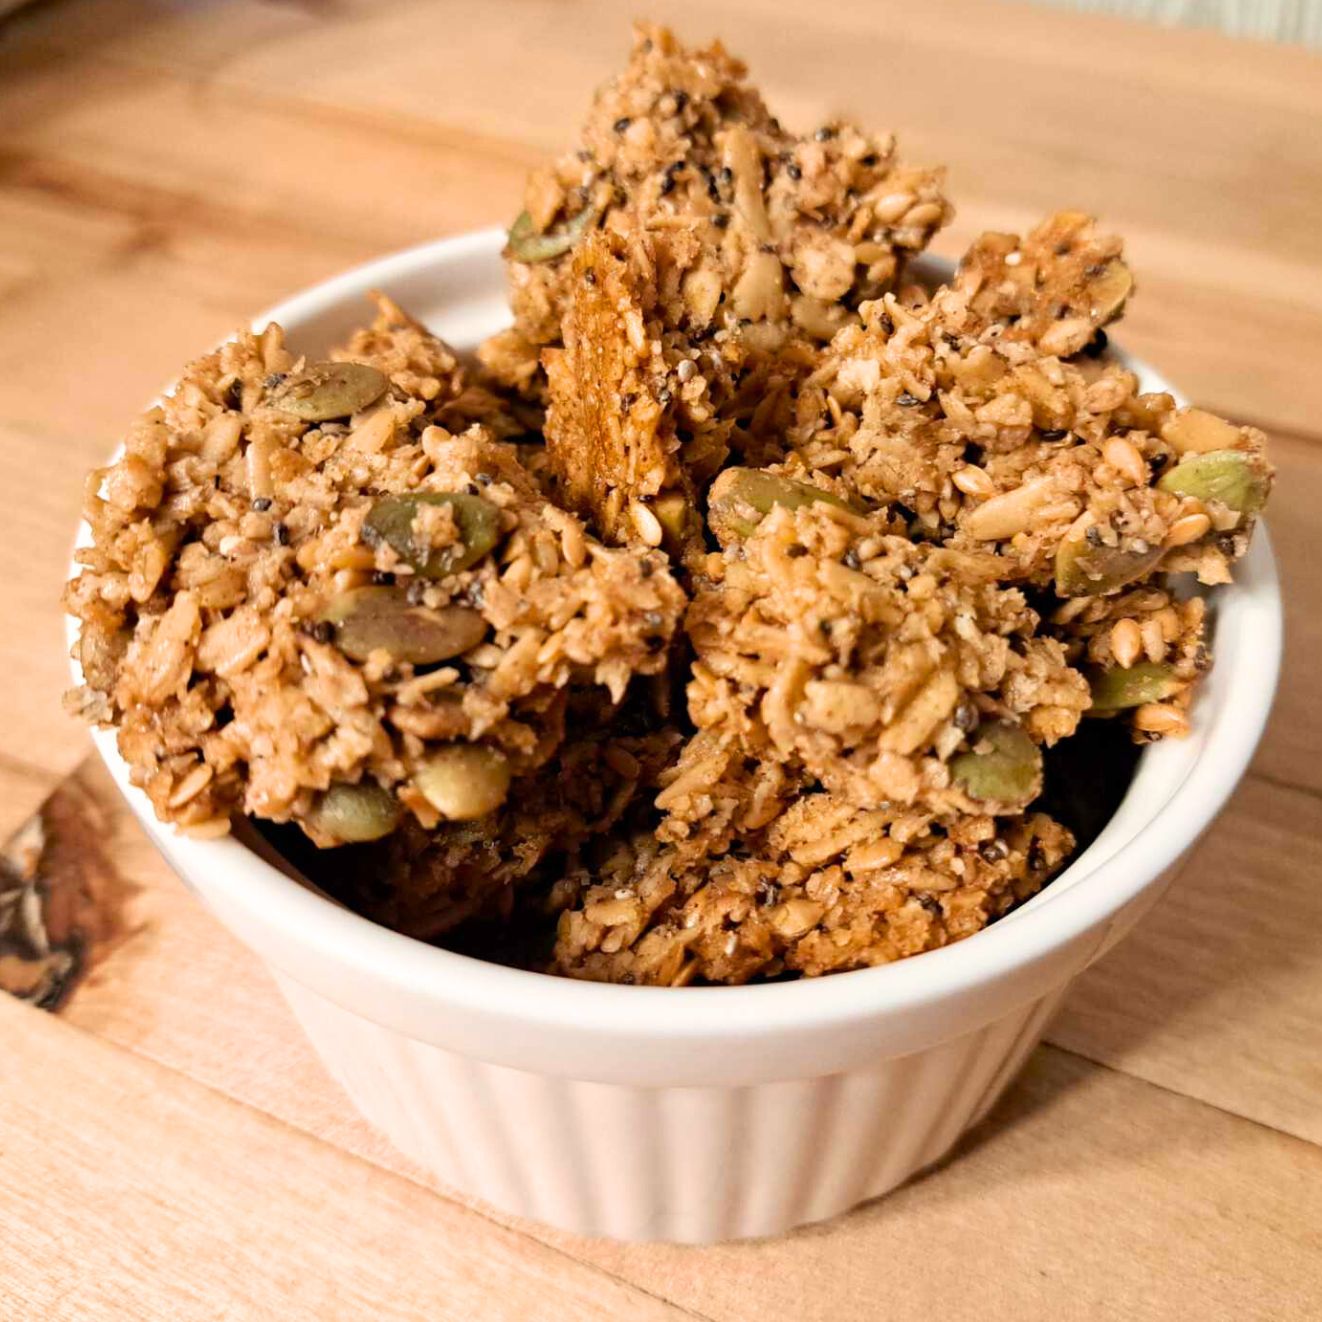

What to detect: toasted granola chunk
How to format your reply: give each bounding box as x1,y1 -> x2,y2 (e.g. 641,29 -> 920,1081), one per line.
338,717 -> 684,940
503,23 -> 950,354
954,211 -> 1133,358
685,500 -> 1089,814
65,304 -> 685,839
785,234 -> 1272,590
550,796 -> 1073,984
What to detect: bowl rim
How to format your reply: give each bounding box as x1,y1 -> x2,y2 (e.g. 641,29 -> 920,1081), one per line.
71,227 -> 1283,1045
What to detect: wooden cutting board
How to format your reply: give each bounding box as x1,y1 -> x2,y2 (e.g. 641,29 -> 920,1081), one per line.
3,1 -> 1322,1317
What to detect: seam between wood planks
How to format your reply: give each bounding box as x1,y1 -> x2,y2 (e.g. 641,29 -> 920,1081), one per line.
1247,768 -> 1322,806
0,746 -> 62,787
1036,1041 -> 1322,1153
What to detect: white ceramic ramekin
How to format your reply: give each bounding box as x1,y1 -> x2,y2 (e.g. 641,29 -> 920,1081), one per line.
74,230 -> 1281,1242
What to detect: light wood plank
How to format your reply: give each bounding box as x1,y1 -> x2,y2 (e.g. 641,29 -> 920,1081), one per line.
1245,432 -> 1322,794
0,992 -> 697,1322
0,420 -> 116,782
1050,774 -> 1322,1142
0,753 -> 59,839
0,59 -> 530,440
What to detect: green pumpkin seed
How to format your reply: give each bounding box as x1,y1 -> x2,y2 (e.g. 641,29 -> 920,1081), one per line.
650,491 -> 694,546
1055,526 -> 1165,597
415,744 -> 511,821
1088,662 -> 1180,713
708,468 -> 860,542
1156,449 -> 1269,516
305,781 -> 401,845
363,492 -> 502,579
506,206 -> 598,264
949,721 -> 1042,807
268,361 -> 389,421
321,586 -> 488,665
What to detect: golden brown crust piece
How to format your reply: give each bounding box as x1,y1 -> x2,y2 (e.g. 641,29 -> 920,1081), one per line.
543,229 -> 729,559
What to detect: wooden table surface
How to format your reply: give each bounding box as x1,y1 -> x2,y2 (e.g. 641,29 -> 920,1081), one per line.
2,1 -> 1321,1316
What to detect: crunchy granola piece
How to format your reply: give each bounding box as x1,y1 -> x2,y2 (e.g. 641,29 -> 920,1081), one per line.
651,728 -> 798,865
785,255 -> 1272,590
543,229 -> 733,558
684,500 -> 1089,814
345,292 -> 538,440
503,25 -> 949,353
65,303 -> 686,839
1050,584 -> 1209,740
954,211 -> 1133,357
549,796 -> 1073,984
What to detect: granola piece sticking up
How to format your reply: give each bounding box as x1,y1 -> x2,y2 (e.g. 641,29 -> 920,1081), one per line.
502,23 -> 951,354
549,796 -> 1073,985
543,229 -> 733,558
1051,583 -> 1209,741
65,304 -> 686,840
954,211 -> 1133,358
684,500 -> 1089,815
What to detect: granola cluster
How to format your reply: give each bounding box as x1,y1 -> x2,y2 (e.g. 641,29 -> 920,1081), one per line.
67,23 -> 1272,985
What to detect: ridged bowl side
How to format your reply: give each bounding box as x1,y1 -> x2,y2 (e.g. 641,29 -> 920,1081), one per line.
275,974 -> 1069,1243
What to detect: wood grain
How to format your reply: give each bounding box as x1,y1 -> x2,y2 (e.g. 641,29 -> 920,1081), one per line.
0,994 -> 696,1322
1055,775 -> 1322,1142
2,0 -> 1322,1314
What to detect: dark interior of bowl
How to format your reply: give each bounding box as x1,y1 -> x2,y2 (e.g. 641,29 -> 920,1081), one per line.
254,718 -> 1141,977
